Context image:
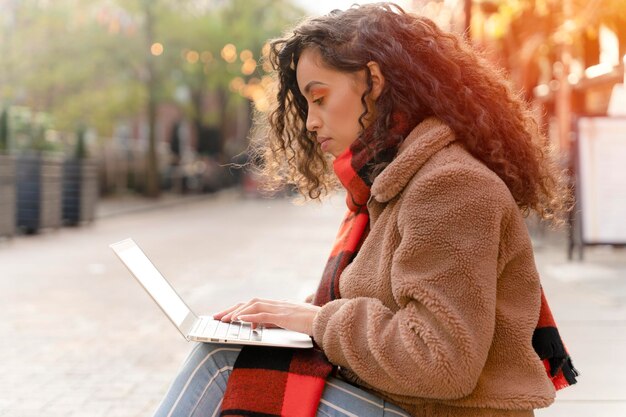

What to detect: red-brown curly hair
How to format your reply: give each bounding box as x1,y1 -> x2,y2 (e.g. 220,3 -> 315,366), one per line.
250,2 -> 570,223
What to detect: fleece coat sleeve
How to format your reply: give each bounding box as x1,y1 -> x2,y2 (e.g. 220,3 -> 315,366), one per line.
313,165 -> 508,400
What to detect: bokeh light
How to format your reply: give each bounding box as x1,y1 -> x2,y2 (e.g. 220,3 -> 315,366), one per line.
186,50 -> 199,64
229,77 -> 245,93
221,44 -> 237,63
240,49 -> 253,61
151,42 -> 164,56
241,58 -> 257,75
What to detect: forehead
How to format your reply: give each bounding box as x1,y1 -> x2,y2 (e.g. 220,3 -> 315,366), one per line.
296,48 -> 347,92
296,48 -> 326,73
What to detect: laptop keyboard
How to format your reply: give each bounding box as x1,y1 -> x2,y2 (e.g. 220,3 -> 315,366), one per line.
196,319 -> 263,342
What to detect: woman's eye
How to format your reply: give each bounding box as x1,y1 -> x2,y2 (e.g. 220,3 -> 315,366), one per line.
313,97 -> 324,105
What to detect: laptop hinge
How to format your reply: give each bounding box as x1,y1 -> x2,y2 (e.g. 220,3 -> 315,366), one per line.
179,312 -> 200,338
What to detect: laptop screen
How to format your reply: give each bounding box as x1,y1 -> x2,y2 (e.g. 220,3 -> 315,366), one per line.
111,240 -> 190,327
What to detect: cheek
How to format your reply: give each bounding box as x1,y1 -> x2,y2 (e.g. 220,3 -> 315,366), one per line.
332,94 -> 365,135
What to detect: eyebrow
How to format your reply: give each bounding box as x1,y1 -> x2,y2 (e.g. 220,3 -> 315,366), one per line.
303,81 -> 328,95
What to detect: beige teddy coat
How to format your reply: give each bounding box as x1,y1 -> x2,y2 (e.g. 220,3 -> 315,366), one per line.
312,118 -> 556,417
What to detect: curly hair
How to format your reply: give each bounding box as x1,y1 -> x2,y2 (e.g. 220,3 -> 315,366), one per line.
250,2 -> 570,223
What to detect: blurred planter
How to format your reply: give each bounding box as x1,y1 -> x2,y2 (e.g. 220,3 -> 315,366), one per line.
63,158 -> 98,226
16,153 -> 63,234
0,154 -> 16,238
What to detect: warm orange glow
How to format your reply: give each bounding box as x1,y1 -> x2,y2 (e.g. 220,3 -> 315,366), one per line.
241,58 -> 257,75
585,63 -> 614,78
567,73 -> 580,85
261,76 -> 272,88
242,84 -> 269,112
229,77 -> 245,93
240,49 -> 253,61
221,44 -> 237,63
262,42 -> 270,57
151,43 -> 164,56
252,94 -> 269,112
186,50 -> 199,64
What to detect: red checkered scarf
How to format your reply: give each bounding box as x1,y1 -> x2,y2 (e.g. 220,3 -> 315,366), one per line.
220,115 -> 577,416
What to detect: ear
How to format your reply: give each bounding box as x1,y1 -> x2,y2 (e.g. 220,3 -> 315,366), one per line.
366,61 -> 385,100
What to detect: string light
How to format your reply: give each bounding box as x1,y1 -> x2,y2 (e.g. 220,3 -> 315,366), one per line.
221,44 -> 237,63
151,43 -> 164,56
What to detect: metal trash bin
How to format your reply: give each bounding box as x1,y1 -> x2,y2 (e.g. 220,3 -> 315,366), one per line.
16,153 -> 63,234
63,158 -> 98,225
0,154 -> 16,238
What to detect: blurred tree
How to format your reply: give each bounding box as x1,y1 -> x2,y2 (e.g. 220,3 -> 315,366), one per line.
5,0 -> 145,138
0,108 -> 8,151
159,0 -> 303,157
75,123 -> 87,159
141,0 -> 160,197
2,0 -> 304,196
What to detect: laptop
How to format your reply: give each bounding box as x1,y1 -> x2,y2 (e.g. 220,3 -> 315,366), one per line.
110,238 -> 313,349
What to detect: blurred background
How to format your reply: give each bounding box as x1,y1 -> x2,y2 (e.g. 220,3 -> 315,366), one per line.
0,1 -> 625,417
0,0 -> 625,206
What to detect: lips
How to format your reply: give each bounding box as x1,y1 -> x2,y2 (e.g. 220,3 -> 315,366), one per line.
317,137 -> 332,152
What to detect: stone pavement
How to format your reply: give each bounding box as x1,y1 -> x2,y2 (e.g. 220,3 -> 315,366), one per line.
0,190 -> 624,417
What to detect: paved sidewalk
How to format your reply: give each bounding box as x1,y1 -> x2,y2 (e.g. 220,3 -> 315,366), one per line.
531,224 -> 626,417
95,191 -> 227,219
0,191 -> 624,416
0,191 -> 343,417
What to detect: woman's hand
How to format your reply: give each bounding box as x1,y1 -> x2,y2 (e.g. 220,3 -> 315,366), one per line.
213,298 -> 321,336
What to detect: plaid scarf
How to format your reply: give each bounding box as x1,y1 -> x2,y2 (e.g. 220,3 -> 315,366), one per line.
220,115 -> 577,416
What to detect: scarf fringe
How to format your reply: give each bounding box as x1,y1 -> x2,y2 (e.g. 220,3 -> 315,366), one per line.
533,326 -> 579,387
562,356 -> 580,384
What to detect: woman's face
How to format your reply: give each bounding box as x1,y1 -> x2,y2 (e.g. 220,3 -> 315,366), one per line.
296,48 -> 371,157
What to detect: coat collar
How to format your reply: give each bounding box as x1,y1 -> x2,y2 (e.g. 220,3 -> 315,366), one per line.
371,117 -> 456,203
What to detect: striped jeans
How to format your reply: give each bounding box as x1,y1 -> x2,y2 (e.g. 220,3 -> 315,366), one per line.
153,343 -> 412,417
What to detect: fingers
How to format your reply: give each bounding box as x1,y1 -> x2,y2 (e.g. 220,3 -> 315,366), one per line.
230,301 -> 284,322
214,298 -> 288,323
237,313 -> 285,328
212,302 -> 245,321
212,299 -> 319,335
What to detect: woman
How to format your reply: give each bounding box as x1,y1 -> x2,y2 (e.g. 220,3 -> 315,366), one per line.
154,3 -> 576,417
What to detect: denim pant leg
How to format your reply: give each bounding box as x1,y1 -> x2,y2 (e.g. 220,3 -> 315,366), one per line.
317,377 -> 412,417
152,343 -> 243,417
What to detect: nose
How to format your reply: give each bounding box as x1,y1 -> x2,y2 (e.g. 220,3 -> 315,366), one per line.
306,109 -> 321,132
